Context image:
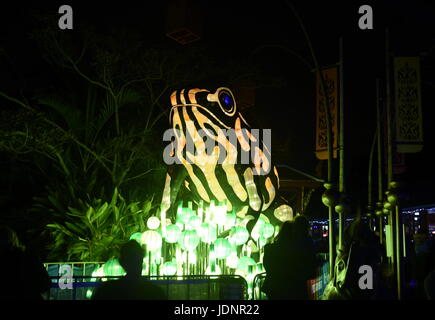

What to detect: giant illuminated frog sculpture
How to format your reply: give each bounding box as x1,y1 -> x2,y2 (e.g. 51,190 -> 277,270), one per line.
160,87 -> 293,233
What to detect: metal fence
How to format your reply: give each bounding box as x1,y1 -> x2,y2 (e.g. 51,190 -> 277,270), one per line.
46,274 -> 248,300
44,257 -> 329,300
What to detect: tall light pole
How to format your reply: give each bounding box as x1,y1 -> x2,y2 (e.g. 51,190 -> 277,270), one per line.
337,37 -> 346,249
376,79 -> 384,245
285,1 -> 337,278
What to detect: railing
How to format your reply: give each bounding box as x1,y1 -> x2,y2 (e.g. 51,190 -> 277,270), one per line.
45,256 -> 329,300
46,274 -> 248,300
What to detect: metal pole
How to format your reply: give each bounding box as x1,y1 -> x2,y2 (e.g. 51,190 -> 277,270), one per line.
286,1 -> 335,279
385,28 -> 395,267
376,79 -> 383,245
338,37 -> 345,249
385,34 -> 393,185
395,204 -> 401,300
368,130 -> 377,229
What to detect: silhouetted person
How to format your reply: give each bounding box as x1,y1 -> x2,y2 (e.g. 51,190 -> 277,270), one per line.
329,218 -> 386,300
0,225 -> 51,300
411,229 -> 435,299
92,240 -> 167,300
262,219 -> 318,300
424,268 -> 435,299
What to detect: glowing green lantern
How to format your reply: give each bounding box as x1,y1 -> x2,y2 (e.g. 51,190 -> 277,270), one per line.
251,215 -> 267,241
213,238 -> 232,259
226,252 -> 239,269
259,223 -> 275,239
258,236 -> 267,248
176,203 -> 188,224
91,266 -> 106,282
87,266 -> 106,298
178,207 -> 194,225
147,216 -> 160,230
141,230 -> 162,251
236,256 -> 256,274
165,224 -> 181,243
230,226 -> 249,245
186,215 -> 202,230
162,261 -> 177,276
212,203 -> 227,226
179,230 -> 200,251
187,250 -> 197,265
198,223 -> 217,244
224,210 -> 237,229
103,258 -> 125,277
129,232 -> 143,243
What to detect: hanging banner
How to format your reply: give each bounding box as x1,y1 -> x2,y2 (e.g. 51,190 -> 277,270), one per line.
315,67 -> 338,160
394,57 -> 423,153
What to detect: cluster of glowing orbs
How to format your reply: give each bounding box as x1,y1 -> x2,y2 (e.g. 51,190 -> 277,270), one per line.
141,230 -> 162,251
213,238 -> 232,259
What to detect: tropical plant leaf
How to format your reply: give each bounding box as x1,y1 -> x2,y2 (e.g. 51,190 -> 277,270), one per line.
93,202 -> 109,223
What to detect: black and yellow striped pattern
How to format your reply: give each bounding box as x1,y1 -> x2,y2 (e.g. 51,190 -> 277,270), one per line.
161,87 -> 292,225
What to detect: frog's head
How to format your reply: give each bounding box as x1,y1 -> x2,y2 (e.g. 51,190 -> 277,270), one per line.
169,87 -> 238,128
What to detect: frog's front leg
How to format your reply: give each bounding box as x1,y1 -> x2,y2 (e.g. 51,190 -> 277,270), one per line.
160,165 -> 188,222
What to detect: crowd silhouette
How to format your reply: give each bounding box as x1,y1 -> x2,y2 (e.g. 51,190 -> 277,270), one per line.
1,214 -> 435,300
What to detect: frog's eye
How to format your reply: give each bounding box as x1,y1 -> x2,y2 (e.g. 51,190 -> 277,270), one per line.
218,90 -> 236,116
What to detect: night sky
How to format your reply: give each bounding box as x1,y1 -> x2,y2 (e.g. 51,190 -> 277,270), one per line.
1,0 -> 435,222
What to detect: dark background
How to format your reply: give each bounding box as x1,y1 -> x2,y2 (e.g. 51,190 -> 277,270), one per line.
1,0 -> 434,222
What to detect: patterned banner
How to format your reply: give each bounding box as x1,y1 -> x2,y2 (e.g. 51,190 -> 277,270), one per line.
394,57 -> 423,153
315,67 -> 338,160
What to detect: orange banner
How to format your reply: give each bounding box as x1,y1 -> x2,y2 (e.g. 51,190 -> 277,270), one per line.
315,67 -> 338,160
